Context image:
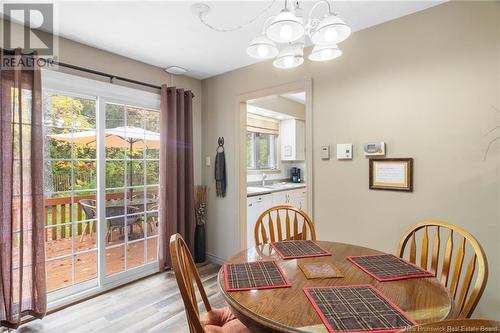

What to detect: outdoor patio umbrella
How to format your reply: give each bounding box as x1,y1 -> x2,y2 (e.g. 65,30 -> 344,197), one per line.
49,125 -> 160,189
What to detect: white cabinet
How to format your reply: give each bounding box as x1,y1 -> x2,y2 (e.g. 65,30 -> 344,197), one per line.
247,194 -> 272,247
272,191 -> 290,205
280,119 -> 305,161
271,188 -> 308,214
289,188 -> 308,213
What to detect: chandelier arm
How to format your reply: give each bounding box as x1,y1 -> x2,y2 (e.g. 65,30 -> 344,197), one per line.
307,0 -> 333,29
198,0 -> 277,33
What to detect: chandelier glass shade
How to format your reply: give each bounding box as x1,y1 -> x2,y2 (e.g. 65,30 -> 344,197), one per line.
246,35 -> 279,59
273,45 -> 304,69
265,9 -> 305,43
247,0 -> 350,69
308,44 -> 342,61
310,14 -> 351,45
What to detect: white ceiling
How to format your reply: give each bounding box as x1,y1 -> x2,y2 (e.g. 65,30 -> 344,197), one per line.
3,1 -> 444,79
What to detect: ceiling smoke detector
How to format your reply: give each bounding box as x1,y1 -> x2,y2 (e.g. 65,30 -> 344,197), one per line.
165,66 -> 188,75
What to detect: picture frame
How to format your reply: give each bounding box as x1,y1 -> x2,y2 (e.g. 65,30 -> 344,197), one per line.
369,158 -> 413,192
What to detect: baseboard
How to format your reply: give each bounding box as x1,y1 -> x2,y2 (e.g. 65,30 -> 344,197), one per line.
205,252 -> 225,265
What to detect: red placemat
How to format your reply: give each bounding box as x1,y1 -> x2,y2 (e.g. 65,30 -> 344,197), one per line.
224,260 -> 291,291
347,254 -> 434,282
271,240 -> 332,259
303,285 -> 416,333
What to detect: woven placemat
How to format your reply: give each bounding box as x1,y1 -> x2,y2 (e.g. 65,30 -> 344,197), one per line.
347,254 -> 434,282
271,240 -> 332,259
224,260 -> 291,291
303,285 -> 416,333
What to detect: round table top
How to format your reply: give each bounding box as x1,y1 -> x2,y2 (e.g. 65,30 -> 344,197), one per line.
217,241 -> 454,333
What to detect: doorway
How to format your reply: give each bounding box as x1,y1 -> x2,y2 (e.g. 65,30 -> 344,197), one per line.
236,79 -> 313,250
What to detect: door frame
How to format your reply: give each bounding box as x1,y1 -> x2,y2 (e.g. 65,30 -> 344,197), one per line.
235,78 -> 313,250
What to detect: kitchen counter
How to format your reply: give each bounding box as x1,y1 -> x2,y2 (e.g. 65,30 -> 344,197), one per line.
247,182 -> 306,197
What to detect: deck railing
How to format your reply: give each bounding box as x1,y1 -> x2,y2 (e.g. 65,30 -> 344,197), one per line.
44,191 -> 156,240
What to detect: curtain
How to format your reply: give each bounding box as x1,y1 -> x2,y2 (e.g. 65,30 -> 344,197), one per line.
158,86 -> 195,270
0,49 -> 46,328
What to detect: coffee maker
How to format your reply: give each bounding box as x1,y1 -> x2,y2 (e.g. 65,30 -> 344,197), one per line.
290,167 -> 301,183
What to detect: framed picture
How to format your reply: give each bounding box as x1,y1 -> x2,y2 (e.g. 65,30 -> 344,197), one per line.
369,158 -> 413,192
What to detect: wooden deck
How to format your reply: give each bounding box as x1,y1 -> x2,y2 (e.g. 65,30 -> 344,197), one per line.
46,229 -> 158,292
15,263 -> 223,333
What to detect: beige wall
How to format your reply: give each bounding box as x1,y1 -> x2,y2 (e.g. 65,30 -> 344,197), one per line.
201,1 -> 500,318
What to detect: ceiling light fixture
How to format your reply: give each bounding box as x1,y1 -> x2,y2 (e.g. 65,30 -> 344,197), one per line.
165,66 -> 188,75
246,0 -> 350,69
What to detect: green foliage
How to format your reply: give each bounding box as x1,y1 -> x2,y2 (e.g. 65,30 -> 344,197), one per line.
46,97 -> 160,193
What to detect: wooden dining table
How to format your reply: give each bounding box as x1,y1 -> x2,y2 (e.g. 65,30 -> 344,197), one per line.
218,241 -> 454,333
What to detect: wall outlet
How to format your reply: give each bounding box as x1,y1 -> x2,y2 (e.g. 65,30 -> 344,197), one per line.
337,144 -> 353,160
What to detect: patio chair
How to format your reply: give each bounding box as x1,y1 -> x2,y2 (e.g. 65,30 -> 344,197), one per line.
79,199 -> 97,242
106,205 -> 144,243
132,192 -> 159,235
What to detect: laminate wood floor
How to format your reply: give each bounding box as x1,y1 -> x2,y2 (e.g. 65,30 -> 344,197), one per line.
9,263 -> 223,333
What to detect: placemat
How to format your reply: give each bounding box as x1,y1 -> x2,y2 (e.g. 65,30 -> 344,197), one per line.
271,240 -> 332,259
347,254 -> 434,282
303,285 -> 416,333
224,260 -> 291,291
299,263 -> 344,279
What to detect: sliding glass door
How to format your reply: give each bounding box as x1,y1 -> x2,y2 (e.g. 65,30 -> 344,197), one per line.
103,102 -> 159,277
42,70 -> 160,305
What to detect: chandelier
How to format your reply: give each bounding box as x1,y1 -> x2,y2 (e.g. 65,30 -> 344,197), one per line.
246,0 -> 350,69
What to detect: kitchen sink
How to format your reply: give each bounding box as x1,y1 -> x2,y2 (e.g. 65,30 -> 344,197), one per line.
265,182 -> 301,189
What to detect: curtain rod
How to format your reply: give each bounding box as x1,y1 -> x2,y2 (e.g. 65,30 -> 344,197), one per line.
55,61 -> 195,97
1,49 -> 195,96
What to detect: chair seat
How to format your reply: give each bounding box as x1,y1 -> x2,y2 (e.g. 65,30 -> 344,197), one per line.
201,307 -> 253,333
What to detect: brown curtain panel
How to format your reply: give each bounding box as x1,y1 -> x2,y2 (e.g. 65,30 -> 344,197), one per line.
158,86 -> 195,270
0,49 -> 46,328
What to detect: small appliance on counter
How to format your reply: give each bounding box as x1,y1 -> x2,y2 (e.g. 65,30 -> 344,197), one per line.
290,167 -> 301,183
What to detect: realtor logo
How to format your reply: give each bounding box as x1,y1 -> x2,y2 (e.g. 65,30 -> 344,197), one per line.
2,3 -> 55,56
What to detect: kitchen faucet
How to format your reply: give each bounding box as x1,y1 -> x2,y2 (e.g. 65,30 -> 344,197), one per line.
261,173 -> 267,187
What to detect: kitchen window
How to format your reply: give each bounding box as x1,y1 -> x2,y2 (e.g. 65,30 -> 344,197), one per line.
247,132 -> 278,170
246,113 -> 279,171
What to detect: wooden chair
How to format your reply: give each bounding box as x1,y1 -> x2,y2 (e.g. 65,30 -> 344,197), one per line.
254,205 -> 316,246
397,221 -> 488,318
169,234 -> 253,333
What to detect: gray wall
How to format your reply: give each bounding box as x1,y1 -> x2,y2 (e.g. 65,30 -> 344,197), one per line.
201,1 -> 500,317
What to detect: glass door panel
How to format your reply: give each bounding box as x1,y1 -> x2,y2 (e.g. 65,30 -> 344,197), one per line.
103,102 -> 159,277
43,92 -> 98,293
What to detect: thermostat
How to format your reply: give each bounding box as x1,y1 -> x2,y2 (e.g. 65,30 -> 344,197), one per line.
336,143 -> 353,160
363,142 -> 385,156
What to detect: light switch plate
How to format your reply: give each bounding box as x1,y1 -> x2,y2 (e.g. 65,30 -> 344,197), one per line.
321,146 -> 330,160
337,144 -> 353,160
205,156 -> 211,166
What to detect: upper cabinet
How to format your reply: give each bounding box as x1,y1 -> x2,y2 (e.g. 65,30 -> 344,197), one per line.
280,119 -> 305,161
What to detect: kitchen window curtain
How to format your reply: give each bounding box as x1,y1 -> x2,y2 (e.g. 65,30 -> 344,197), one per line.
0,49 -> 46,328
158,86 -> 195,270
